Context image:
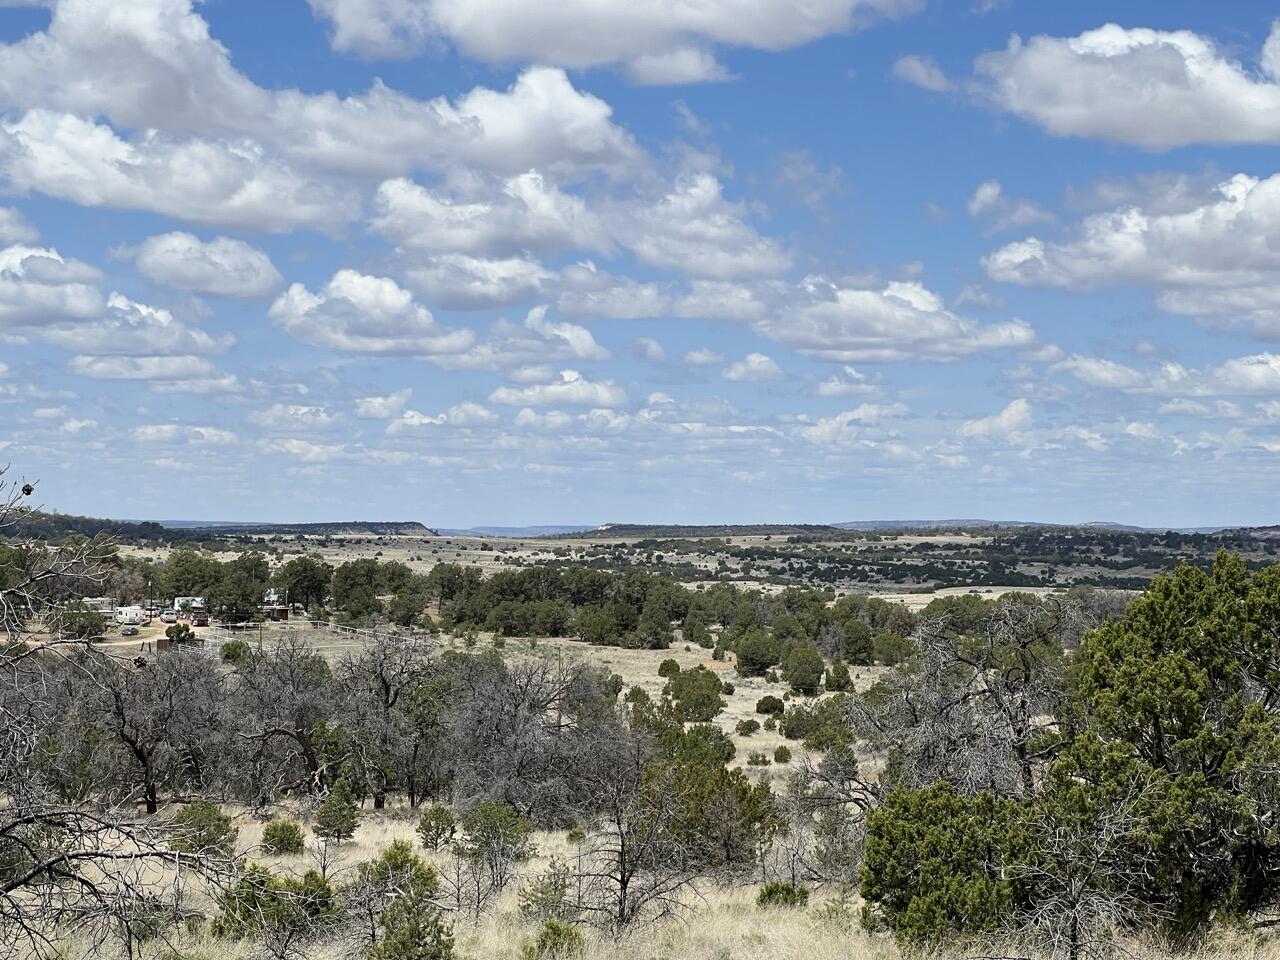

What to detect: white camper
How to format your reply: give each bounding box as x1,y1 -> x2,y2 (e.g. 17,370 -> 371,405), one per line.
114,605 -> 145,626
83,597 -> 118,615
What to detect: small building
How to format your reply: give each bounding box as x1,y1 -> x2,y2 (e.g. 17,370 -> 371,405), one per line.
262,604 -> 290,622
172,593 -> 204,616
83,597 -> 118,615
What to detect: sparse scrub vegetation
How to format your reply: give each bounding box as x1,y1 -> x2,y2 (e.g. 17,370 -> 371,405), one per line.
417,805 -> 456,850
7,463 -> 1280,960
757,881 -> 809,908
170,801 -> 238,858
261,817 -> 306,855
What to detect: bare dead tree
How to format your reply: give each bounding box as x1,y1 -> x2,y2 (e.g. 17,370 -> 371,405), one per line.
81,649 -> 222,813
773,745 -> 879,885
333,634 -> 436,810
566,719 -> 702,934
849,595 -> 1077,797
432,652 -> 622,824
226,636 -> 339,803
437,844 -> 505,922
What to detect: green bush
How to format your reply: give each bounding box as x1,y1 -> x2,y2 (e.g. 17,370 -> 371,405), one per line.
773,745 -> 792,764
872,630 -> 913,666
735,718 -> 760,737
262,817 -> 305,855
757,881 -> 809,908
735,628 -> 778,677
746,750 -> 770,766
518,858 -> 576,922
671,724 -> 736,767
721,680 -> 735,695
860,783 -> 1018,945
460,800 -> 534,889
213,864 -> 336,940
416,805 -> 456,850
780,697 -> 852,749
843,619 -> 874,666
171,801 -> 238,857
783,642 -> 824,695
53,601 -> 106,641
756,695 -> 785,716
165,622 -> 194,643
220,637 -> 250,664
657,658 -> 681,678
369,902 -> 454,960
664,664 -> 725,722
313,780 -> 360,843
684,617 -> 714,648
520,920 -> 584,960
358,842 -> 453,960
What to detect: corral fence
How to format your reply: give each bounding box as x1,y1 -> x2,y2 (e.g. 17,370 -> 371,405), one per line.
179,619 -> 429,660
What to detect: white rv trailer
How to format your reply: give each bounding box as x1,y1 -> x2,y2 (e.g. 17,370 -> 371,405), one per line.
114,605 -> 146,626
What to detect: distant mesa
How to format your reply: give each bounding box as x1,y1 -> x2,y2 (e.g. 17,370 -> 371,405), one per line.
158,520 -> 437,536
11,512 -> 436,542
831,519 -> 1235,534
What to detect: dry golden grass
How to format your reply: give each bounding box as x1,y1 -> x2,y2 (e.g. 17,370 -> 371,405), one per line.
143,872 -> 1280,960
45,803 -> 1271,960
145,808 -> 898,960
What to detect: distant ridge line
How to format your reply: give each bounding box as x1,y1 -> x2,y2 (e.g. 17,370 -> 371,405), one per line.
167,520 -> 437,536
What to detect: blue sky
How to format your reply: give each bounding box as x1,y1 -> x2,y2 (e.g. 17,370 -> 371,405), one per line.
2,0 -> 1280,527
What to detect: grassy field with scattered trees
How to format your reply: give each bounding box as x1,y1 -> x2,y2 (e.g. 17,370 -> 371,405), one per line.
4,468 -> 1280,959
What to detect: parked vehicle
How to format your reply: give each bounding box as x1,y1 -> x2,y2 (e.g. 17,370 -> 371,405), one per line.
160,610 -> 178,623
114,606 -> 145,626
190,609 -> 210,627
121,626 -> 139,637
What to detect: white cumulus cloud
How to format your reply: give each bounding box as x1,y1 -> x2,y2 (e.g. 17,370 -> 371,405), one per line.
355,389 -> 413,419
975,21 -> 1280,148
984,173 -> 1280,337
893,54 -> 949,91
489,369 -> 626,407
133,232 -> 282,298
722,352 -> 785,381
269,270 -> 474,356
309,0 -> 922,81
958,398 -> 1032,437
